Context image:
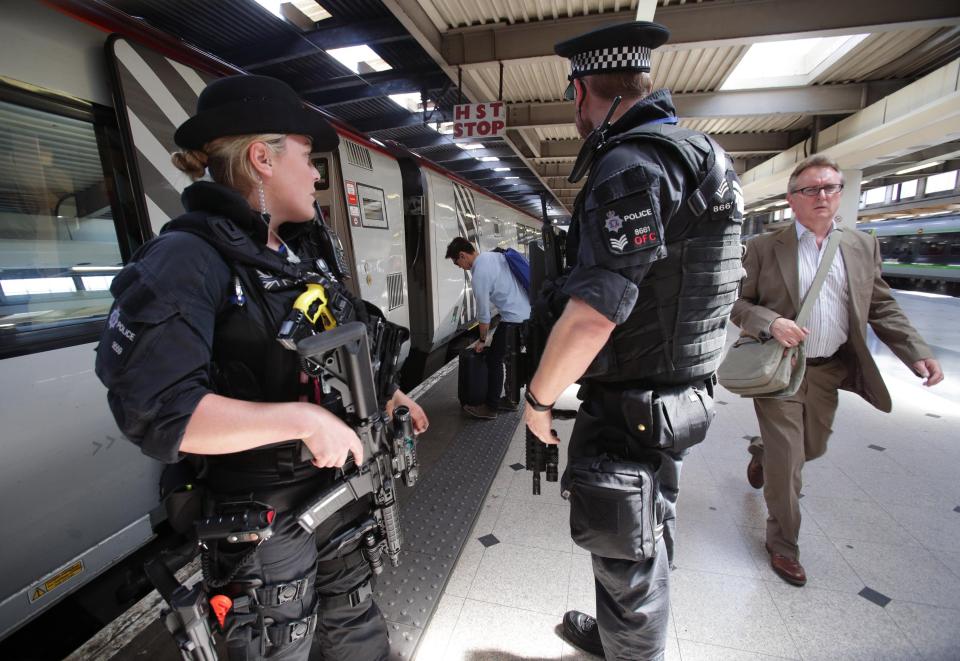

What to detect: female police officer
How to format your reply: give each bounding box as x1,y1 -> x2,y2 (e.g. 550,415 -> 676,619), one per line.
95,74 -> 426,660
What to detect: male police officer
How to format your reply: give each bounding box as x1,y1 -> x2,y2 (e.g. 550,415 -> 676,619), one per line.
524,22 -> 743,659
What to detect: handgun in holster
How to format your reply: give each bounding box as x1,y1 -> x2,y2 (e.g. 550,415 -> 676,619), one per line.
144,557 -> 218,661
292,322 -> 419,574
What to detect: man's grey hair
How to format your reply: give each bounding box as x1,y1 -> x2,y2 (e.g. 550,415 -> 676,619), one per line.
787,154 -> 844,194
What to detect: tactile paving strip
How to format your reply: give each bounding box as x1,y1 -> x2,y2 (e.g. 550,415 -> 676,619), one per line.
375,370 -> 521,659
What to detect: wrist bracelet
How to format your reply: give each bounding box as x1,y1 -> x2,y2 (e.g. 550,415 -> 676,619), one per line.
525,389 -> 554,412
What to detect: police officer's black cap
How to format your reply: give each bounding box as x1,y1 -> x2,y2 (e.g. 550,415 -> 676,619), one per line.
554,21 -> 670,78
174,74 -> 339,151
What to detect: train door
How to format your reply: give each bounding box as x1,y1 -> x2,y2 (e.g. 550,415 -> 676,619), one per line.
334,139 -> 411,349
311,151 -> 359,298
395,157 -> 435,385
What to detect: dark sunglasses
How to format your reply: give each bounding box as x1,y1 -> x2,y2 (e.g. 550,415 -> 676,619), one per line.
563,78 -> 577,101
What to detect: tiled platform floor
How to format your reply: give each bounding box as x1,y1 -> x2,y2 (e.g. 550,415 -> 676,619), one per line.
414,291 -> 960,661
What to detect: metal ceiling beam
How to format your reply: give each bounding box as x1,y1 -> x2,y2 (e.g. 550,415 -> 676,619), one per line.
304,71 -> 448,104
226,17 -> 412,70
382,0 -> 568,213
739,59 -> 960,202
442,1 -> 960,66
537,131 -> 795,161
508,84 -> 897,130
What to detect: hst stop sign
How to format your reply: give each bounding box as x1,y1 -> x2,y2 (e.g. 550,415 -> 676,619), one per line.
453,102 -> 507,140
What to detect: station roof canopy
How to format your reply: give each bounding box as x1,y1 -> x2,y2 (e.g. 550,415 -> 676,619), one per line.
74,0 -> 960,219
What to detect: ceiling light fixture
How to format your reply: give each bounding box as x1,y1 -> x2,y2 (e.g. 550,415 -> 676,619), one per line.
894,161 -> 943,175
325,44 -> 391,74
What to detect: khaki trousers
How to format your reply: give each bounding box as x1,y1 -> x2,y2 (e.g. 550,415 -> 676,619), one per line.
753,357 -> 847,559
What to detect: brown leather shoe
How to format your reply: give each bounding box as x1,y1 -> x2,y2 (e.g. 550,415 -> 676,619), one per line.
747,439 -> 764,489
766,545 -> 806,586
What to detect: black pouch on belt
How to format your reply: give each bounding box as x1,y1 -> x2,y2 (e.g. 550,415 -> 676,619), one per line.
562,454 -> 659,561
620,384 -> 715,454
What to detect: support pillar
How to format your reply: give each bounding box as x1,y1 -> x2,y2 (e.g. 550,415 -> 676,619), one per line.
837,169 -> 863,227
635,0 -> 658,20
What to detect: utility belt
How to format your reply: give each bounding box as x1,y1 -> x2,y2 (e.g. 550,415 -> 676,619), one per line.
203,442 -> 325,491
580,375 -> 716,455
151,487 -> 379,661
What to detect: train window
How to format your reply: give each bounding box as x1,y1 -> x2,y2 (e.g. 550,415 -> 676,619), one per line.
917,236 -> 949,261
924,170 -> 957,194
949,235 -> 960,261
0,96 -> 126,358
357,184 -> 388,229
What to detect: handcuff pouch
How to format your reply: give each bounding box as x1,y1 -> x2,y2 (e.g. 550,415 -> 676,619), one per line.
620,384 -> 714,454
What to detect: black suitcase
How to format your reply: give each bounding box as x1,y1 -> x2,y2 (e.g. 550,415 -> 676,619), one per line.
458,347 -> 488,407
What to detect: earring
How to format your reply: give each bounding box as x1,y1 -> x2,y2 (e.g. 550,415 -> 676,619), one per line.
257,175 -> 268,216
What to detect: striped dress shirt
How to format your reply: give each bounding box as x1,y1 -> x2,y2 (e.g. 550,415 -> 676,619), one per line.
796,221 -> 849,359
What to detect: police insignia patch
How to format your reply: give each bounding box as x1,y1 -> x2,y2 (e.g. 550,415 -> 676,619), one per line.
599,196 -> 662,255
604,210 -> 624,232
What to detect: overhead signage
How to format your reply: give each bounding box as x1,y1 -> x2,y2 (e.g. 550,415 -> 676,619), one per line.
453,102 -> 507,140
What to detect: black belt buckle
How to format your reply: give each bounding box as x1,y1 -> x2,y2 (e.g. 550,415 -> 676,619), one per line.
288,614 -> 317,643
275,578 -> 309,605
349,580 -> 373,607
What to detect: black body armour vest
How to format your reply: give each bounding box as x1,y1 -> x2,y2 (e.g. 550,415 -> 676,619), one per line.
577,124 -> 744,386
164,208 -> 357,485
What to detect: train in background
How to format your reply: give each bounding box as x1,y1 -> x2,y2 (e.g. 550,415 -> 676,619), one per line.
0,1 -> 539,643
858,216 -> 960,295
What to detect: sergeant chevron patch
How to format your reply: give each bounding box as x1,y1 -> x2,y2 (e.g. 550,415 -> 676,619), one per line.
600,197 -> 662,256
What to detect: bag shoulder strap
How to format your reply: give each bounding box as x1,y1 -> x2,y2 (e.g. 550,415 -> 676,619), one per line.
795,230 -> 841,327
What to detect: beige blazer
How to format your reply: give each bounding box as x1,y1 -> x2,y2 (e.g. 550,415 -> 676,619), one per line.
731,224 -> 933,412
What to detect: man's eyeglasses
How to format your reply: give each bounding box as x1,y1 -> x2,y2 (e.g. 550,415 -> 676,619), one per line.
563,78 -> 577,101
790,184 -> 844,197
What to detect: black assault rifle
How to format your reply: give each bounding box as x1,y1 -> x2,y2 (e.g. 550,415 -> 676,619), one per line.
524,194 -> 563,494
294,322 -> 418,572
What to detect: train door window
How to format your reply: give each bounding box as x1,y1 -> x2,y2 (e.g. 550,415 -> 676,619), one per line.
358,184 -> 388,229
0,91 -> 132,358
312,156 -> 330,191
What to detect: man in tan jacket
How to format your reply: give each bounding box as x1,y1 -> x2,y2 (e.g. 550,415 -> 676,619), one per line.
731,154 -> 943,586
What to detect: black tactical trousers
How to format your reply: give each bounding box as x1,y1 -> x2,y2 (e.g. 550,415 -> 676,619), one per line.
207,492 -> 389,661
567,399 -> 671,661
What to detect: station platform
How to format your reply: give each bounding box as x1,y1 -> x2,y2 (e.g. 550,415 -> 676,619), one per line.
415,289 -> 960,661
71,290 -> 958,661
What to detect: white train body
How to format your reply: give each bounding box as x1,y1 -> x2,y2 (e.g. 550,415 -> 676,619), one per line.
0,1 -> 537,640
